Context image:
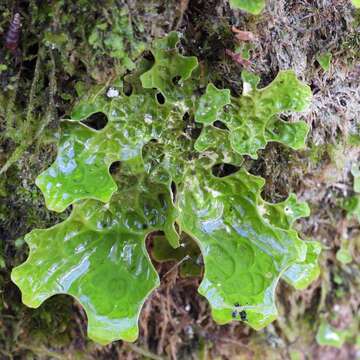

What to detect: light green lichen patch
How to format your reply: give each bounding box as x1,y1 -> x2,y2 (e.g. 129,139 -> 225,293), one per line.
195,70 -> 311,159
177,167 -> 308,328
36,93 -> 171,213
12,32 -> 316,345
140,32 -> 198,101
282,241 -> 321,289
229,0 -> 265,14
195,84 -> 231,124
336,246 -> 353,264
12,179 -> 175,344
316,321 -> 347,348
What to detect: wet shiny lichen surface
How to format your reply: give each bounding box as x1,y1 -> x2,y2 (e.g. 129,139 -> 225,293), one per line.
229,0 -> 265,14
11,32 -> 320,345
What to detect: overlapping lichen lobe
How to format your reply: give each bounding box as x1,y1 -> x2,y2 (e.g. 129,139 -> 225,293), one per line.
4,13 -> 21,52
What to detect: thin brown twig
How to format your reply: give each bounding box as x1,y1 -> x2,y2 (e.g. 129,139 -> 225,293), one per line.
161,256 -> 190,280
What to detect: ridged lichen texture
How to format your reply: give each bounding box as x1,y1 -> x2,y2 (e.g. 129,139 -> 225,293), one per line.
11,32 -> 320,345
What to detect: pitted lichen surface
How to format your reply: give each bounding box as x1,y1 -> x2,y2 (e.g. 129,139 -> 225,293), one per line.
140,32 -> 198,101
282,241 -> 321,289
12,178 -> 177,344
36,93 -> 171,212
12,32 -> 318,345
177,167 -> 308,328
196,71 -> 311,159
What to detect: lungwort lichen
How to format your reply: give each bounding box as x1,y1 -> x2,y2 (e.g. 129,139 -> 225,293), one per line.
11,32 -> 320,345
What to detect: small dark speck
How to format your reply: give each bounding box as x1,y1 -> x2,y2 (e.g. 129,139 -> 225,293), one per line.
239,310 -> 247,321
